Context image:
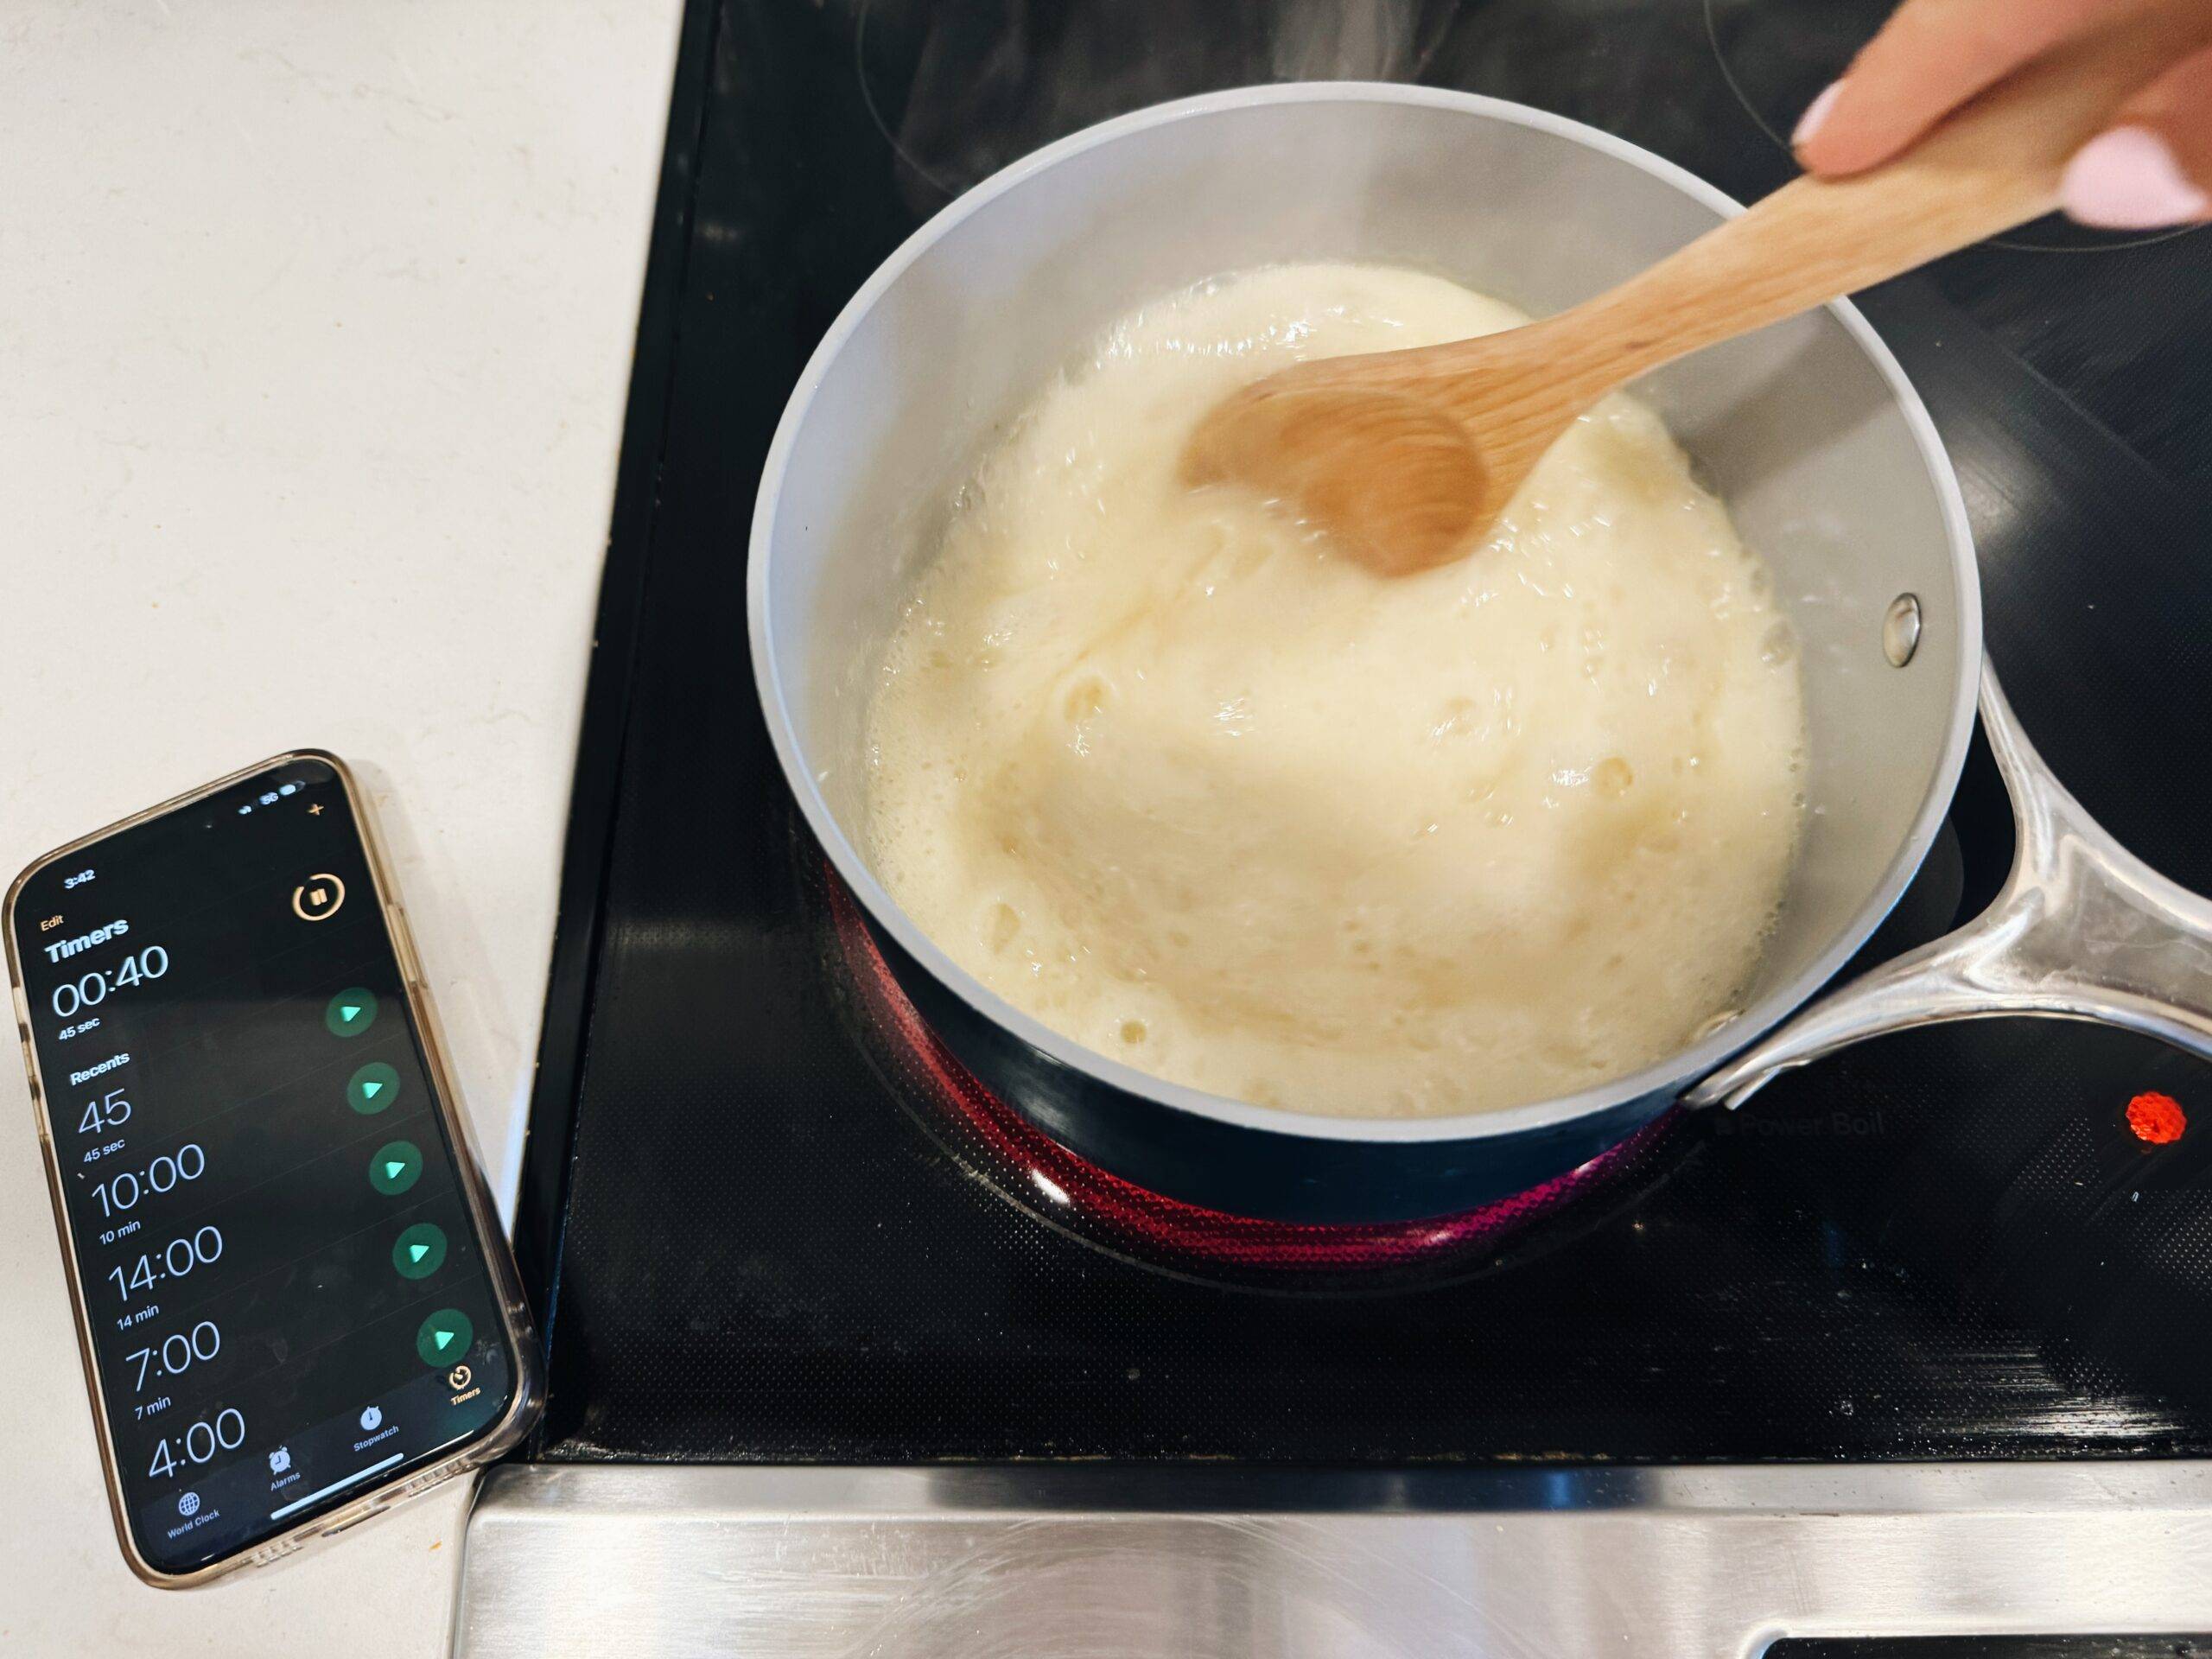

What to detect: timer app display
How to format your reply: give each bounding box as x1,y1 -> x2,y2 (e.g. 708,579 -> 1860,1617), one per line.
10,760 -> 518,1575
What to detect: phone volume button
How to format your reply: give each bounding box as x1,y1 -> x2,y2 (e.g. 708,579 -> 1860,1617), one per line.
20,1033 -> 41,1126
386,906 -> 423,986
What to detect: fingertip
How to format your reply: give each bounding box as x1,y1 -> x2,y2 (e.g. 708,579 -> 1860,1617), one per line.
1791,80 -> 1845,150
2061,126 -> 2212,230
1795,130 -> 1896,180
1789,79 -> 1901,178
1795,136 -> 1868,179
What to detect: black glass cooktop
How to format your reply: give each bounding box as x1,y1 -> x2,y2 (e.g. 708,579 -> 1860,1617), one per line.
518,0 -> 2212,1464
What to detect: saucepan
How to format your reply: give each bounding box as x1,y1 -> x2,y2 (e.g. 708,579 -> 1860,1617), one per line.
749,84 -> 2212,1223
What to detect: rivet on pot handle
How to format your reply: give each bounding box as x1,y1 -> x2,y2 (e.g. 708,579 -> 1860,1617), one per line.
1686,658 -> 2212,1110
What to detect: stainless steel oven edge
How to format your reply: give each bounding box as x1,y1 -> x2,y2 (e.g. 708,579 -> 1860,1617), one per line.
453,1461 -> 2212,1656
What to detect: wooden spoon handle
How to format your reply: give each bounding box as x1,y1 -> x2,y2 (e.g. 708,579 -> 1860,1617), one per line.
1510,5 -> 2212,402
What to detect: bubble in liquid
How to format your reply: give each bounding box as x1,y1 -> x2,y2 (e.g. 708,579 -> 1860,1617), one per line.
988,903 -> 1021,953
1431,697 -> 1477,740
1063,675 -> 1110,723
1592,757 -> 1634,798
1760,620 -> 1797,666
1120,1020 -> 1147,1046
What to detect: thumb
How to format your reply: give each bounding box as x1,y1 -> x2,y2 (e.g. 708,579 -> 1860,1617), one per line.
2060,40 -> 2212,228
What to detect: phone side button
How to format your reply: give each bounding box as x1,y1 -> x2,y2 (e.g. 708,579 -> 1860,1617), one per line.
321,1505 -> 386,1537
386,906 -> 423,987
21,1032 -> 43,1131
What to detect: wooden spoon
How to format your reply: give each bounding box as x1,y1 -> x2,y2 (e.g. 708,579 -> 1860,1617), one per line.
1183,8 -> 2212,577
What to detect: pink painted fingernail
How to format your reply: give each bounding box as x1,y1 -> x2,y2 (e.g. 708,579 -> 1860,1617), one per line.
1792,80 -> 1843,149
2061,127 -> 2210,229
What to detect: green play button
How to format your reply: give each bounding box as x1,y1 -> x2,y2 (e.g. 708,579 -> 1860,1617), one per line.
347,1061 -> 401,1115
391,1222 -> 447,1280
367,1139 -> 423,1196
415,1307 -> 474,1368
325,988 -> 378,1038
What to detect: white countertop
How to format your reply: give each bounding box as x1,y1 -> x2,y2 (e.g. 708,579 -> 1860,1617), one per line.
0,2 -> 682,1649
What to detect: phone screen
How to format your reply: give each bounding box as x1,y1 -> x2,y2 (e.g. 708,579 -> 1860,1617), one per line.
9,758 -> 522,1577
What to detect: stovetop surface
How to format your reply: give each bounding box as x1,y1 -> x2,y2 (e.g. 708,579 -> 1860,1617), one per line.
518,0 -> 2212,1465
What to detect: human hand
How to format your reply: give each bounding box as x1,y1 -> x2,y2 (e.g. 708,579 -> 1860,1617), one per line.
1793,0 -> 2212,228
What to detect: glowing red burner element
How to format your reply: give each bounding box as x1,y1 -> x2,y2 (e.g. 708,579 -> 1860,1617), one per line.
2126,1090 -> 2187,1146
828,871 -> 1675,1271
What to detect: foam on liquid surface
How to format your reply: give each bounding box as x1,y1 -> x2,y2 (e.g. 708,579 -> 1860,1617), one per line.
863,264 -> 1805,1118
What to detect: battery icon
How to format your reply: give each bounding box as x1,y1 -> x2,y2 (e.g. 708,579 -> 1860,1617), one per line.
278,784 -> 298,797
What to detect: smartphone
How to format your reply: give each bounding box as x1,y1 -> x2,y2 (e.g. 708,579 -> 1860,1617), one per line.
5,753 -> 541,1586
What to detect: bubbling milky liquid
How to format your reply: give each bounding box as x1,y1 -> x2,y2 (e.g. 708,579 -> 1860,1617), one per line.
862,264 -> 1806,1118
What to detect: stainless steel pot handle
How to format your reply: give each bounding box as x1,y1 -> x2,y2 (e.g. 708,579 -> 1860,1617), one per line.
1686,658 -> 2212,1109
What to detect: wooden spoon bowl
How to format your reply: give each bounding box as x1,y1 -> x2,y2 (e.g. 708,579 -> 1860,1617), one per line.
1183,379 -> 1493,576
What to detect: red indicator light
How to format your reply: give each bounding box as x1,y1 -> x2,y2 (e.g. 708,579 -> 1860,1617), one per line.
2126,1091 -> 2186,1146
